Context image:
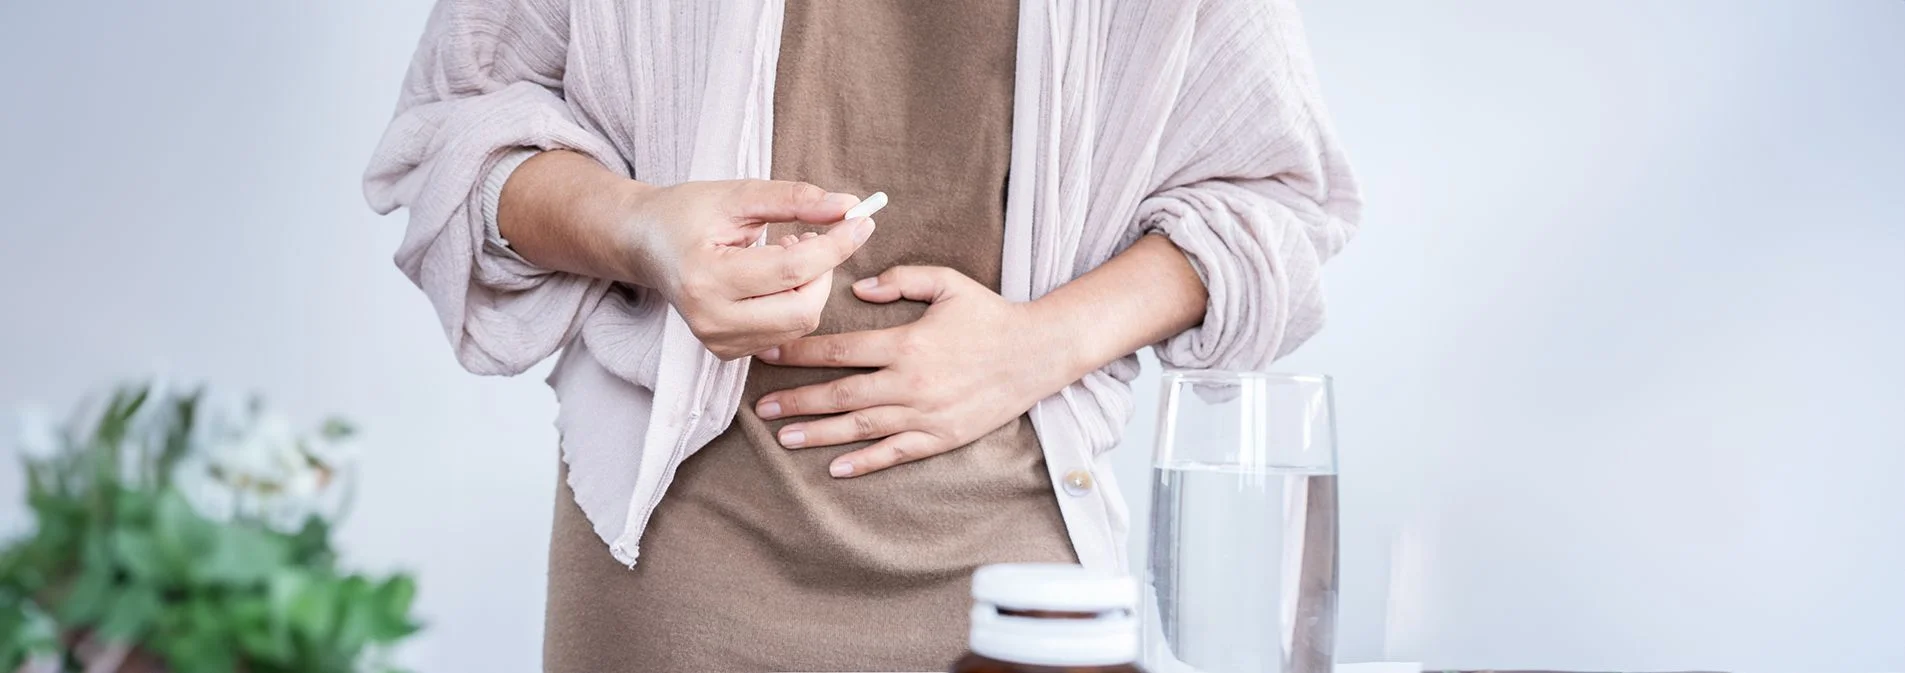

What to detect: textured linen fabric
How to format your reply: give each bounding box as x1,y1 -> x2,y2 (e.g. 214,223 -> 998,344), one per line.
364,0 -> 1362,572
542,2 -> 1072,670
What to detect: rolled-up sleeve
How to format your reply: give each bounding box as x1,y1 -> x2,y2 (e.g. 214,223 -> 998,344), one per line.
1137,0 -> 1362,371
477,147 -> 541,264
362,0 -> 626,376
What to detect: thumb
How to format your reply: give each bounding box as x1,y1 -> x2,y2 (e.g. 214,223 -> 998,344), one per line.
852,266 -> 965,304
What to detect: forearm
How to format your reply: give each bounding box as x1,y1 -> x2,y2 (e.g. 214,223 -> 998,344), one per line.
496,150 -> 660,287
1028,234 -> 1209,380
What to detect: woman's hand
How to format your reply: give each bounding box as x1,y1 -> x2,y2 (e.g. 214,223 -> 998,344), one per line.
627,180 -> 876,359
753,266 -> 1085,477
497,151 -> 877,360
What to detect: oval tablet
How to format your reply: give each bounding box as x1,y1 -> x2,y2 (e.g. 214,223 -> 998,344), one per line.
844,191 -> 888,220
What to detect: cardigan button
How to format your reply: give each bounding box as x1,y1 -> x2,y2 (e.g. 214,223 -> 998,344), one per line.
1061,469 -> 1094,496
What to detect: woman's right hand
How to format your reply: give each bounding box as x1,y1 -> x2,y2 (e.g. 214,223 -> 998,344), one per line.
624,180 -> 874,360
498,151 -> 874,360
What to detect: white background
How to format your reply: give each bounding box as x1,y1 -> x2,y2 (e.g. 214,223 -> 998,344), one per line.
2,1 -> 1901,671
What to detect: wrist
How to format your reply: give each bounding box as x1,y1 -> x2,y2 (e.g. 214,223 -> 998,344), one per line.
495,150 -> 668,287
599,178 -> 667,289
1019,297 -> 1103,387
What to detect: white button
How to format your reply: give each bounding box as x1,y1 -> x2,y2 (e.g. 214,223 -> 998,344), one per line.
1061,469 -> 1093,496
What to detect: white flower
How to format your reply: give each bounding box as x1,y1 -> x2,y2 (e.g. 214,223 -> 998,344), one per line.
13,404 -> 64,462
233,490 -> 269,522
252,470 -> 324,534
302,433 -> 359,469
262,498 -> 317,534
281,467 -> 322,501
146,385 -> 356,532
170,456 -> 237,524
223,413 -> 302,481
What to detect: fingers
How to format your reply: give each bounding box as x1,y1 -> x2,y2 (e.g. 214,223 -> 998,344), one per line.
729,180 -> 861,224
721,217 -> 876,297
772,405 -> 916,449
753,372 -> 894,419
755,329 -> 902,369
829,431 -> 946,478
693,269 -> 832,360
852,265 -> 968,304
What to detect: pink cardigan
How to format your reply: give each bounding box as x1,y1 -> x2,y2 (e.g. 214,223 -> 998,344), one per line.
364,0 -> 1360,570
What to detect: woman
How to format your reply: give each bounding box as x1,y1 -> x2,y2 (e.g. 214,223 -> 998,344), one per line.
365,0 -> 1359,670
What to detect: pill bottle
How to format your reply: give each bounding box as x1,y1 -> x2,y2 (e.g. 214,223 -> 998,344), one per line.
950,563 -> 1146,673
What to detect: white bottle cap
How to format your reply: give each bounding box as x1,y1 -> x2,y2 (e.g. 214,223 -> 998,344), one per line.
968,563 -> 1139,667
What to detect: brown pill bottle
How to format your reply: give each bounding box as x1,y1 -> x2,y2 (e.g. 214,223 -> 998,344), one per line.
950,563 -> 1146,673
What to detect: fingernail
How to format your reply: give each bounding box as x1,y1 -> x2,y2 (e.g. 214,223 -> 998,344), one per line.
780,428 -> 806,448
830,461 -> 854,477
826,192 -> 859,210
758,347 -> 780,362
854,276 -> 879,290
853,218 -> 876,244
757,400 -> 782,419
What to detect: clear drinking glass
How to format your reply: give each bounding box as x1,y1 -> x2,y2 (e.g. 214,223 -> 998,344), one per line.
1142,371 -> 1339,673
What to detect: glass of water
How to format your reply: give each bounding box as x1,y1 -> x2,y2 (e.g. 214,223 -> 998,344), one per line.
1142,371 -> 1339,673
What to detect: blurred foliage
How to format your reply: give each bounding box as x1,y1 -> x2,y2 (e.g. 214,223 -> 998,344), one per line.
0,382 -> 420,673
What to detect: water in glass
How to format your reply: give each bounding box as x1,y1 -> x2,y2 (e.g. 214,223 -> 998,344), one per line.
1141,372 -> 1339,673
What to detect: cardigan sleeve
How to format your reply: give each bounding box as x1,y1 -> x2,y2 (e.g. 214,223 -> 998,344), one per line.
478,148 -> 541,262
362,0 -> 626,376
1138,0 -> 1363,371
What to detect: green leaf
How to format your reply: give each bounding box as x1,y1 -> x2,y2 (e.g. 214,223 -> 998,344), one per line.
95,385 -> 148,451
182,597 -> 222,635
156,392 -> 200,486
286,575 -> 337,642
95,584 -> 162,640
319,418 -> 356,440
111,529 -> 167,582
267,570 -> 308,623
122,385 -> 152,422
151,595 -> 237,673
227,594 -> 270,627
0,596 -> 60,666
91,388 -> 129,445
287,517 -> 335,566
227,595 -> 293,665
23,460 -> 49,500
235,617 -> 295,664
153,490 -> 216,575
55,567 -> 113,624
378,575 -> 416,617
161,633 -> 236,673
112,488 -> 156,525
196,524 -> 290,585
368,575 -> 421,641
80,528 -> 112,570
332,576 -> 375,653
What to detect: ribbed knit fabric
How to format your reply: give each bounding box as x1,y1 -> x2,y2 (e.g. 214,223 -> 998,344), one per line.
364,0 -> 1362,572
476,148 -> 536,257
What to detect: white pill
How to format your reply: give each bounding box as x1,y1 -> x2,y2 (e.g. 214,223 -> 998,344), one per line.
844,191 -> 888,220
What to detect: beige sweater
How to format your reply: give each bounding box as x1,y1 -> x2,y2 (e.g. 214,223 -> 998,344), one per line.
363,0 -> 1361,572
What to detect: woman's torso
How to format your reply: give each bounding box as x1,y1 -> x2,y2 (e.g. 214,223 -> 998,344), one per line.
544,3 -> 1076,671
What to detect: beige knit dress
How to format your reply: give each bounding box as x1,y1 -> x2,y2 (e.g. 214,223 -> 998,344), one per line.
543,2 -> 1077,671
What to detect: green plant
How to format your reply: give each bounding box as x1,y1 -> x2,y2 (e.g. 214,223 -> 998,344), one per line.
1,381 -> 419,673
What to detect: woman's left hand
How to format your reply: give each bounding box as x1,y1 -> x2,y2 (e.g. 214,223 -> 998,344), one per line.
754,265 -> 1082,478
